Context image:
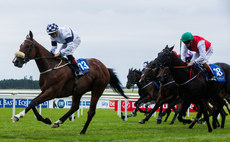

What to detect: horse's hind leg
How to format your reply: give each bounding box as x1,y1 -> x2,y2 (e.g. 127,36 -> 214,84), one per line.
52,95 -> 82,128
220,108 -> 227,128
80,90 -> 102,134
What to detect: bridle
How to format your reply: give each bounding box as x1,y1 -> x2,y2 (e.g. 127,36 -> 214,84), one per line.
16,38 -> 56,63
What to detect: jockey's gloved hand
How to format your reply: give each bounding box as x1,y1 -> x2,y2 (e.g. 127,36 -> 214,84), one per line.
50,46 -> 57,54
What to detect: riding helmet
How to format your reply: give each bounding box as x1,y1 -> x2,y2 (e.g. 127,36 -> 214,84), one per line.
46,23 -> 59,34
181,32 -> 194,42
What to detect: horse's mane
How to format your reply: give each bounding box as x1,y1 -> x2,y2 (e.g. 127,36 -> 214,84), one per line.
134,69 -> 142,75
33,39 -> 52,56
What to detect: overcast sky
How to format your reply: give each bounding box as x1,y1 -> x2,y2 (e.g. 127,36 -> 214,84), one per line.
0,0 -> 229,86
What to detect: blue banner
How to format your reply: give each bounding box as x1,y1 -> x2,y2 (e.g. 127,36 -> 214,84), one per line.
0,98 -> 48,108
0,99 -> 3,107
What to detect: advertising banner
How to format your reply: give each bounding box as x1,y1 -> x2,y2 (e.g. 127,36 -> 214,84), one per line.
114,100 -> 197,112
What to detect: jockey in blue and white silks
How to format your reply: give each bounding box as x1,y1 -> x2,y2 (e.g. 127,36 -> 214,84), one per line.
46,23 -> 82,76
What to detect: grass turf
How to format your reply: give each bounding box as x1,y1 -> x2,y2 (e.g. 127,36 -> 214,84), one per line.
1,108 -> 230,142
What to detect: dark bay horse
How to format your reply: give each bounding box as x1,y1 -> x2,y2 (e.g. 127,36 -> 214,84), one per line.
122,68 -> 157,119
139,66 -> 181,125
153,45 -> 230,132
12,31 -> 128,134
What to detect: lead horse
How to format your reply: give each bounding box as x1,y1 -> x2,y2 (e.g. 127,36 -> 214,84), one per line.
12,31 -> 128,134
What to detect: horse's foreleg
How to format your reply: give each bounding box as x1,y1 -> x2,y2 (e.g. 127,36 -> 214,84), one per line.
200,100 -> 212,132
177,101 -> 192,124
220,108 -> 227,128
32,107 -> 52,124
11,110 -> 26,121
11,90 -> 53,124
156,105 -> 163,124
188,109 -> 202,129
52,95 -> 81,128
11,96 -> 40,121
139,100 -> 166,124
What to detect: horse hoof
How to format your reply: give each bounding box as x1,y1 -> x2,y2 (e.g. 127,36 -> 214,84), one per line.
11,116 -> 19,121
139,120 -> 145,124
169,122 -> 174,125
80,131 -> 86,135
197,120 -> 203,124
157,120 -> 162,124
51,123 -> 59,128
44,118 -> 52,125
191,117 -> 198,122
120,113 -> 125,121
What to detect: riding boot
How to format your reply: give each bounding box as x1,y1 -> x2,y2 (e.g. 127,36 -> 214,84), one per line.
67,55 -> 82,76
203,63 -> 216,81
71,59 -> 83,76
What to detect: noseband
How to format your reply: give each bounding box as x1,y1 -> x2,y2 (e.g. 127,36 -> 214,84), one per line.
15,38 -> 56,63
15,39 -> 36,63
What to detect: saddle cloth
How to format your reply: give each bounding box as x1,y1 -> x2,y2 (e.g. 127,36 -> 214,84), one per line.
209,64 -> 226,82
195,63 -> 226,82
77,58 -> 90,75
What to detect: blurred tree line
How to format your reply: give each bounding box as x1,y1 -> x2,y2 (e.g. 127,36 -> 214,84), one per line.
0,76 -> 39,89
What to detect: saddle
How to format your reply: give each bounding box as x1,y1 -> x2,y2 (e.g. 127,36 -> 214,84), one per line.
62,57 -> 90,77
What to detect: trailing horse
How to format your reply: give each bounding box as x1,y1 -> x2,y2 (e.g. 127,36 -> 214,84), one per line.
139,66 -> 182,125
12,31 -> 128,134
122,68 -> 157,119
151,45 -> 230,132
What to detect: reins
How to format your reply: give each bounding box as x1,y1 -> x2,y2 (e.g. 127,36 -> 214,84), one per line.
168,65 -> 205,86
24,38 -> 69,75
37,57 -> 69,75
40,62 -> 69,75
175,70 -> 202,86
172,66 -> 188,69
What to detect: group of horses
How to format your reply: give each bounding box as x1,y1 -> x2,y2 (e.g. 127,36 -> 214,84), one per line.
125,45 -> 230,132
11,31 -> 230,134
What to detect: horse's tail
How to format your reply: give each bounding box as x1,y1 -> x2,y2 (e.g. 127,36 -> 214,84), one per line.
108,68 -> 129,99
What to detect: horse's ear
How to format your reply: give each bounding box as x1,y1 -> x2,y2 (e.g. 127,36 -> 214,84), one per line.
29,31 -> 33,39
168,45 -> 174,52
165,45 -> 169,49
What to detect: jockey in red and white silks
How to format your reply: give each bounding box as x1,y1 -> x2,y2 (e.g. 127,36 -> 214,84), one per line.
181,35 -> 213,65
180,32 -> 216,81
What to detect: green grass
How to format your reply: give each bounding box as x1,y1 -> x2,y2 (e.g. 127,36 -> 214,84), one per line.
1,108 -> 230,142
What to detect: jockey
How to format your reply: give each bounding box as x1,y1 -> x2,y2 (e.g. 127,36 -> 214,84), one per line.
46,23 -> 82,76
180,32 -> 216,81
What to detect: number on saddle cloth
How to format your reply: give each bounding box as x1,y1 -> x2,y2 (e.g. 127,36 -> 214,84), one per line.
77,58 -> 90,74
209,64 -> 226,82
195,63 -> 226,82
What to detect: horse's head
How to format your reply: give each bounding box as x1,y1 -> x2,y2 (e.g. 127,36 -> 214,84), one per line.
156,67 -> 171,83
13,31 -> 37,68
126,68 -> 141,89
155,45 -> 176,69
139,67 -> 160,84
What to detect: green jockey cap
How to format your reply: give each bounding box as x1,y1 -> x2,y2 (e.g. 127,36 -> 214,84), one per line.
181,32 -> 194,42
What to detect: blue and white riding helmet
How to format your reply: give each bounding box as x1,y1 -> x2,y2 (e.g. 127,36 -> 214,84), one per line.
46,23 -> 59,34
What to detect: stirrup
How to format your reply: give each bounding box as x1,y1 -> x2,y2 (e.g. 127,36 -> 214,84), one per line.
74,70 -> 84,77
208,76 -> 216,82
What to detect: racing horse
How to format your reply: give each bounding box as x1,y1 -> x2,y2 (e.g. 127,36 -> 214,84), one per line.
122,68 -> 157,119
12,31 -> 128,134
149,45 -> 230,132
139,66 -> 182,125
